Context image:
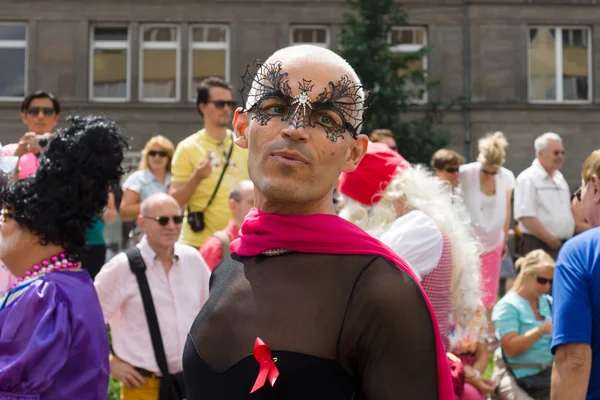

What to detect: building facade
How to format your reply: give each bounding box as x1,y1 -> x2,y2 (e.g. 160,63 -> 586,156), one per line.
0,0 -> 598,246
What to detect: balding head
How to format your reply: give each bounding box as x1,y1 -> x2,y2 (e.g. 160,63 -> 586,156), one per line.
232,45 -> 368,215
245,45 -> 365,128
140,193 -> 181,217
138,193 -> 183,249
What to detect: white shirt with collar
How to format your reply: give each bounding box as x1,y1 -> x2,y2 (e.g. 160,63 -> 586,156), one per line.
514,159 -> 575,240
94,237 -> 211,374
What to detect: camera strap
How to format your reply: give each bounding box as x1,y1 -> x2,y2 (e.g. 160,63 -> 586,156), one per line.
187,134 -> 235,215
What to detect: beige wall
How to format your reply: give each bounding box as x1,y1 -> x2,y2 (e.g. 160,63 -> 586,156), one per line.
0,0 -> 599,190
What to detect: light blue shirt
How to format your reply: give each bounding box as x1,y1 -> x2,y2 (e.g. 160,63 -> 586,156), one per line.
492,291 -> 554,378
122,169 -> 171,201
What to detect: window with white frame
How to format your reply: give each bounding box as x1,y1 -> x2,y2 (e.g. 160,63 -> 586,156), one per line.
90,26 -> 130,101
528,26 -> 591,103
189,25 -> 230,102
0,23 -> 27,100
290,26 -> 329,47
389,27 -> 428,103
140,25 -> 180,101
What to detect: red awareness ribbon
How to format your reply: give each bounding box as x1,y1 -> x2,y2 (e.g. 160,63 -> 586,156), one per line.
250,337 -> 280,393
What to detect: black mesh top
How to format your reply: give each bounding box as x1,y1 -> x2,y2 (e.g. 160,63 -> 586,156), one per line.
183,252 -> 438,399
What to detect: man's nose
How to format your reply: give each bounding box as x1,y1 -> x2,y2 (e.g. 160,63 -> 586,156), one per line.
281,124 -> 310,142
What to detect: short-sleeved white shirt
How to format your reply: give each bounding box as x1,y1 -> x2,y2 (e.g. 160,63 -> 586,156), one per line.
459,162 -> 515,252
514,159 -> 574,240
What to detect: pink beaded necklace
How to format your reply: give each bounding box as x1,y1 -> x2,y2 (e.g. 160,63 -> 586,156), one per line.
10,252 -> 81,289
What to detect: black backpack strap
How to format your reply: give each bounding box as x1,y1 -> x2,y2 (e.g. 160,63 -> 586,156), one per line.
124,247 -> 170,378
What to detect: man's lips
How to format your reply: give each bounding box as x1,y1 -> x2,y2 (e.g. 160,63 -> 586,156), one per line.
270,150 -> 309,166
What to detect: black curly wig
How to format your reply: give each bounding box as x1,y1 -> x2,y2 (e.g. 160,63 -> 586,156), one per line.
0,115 -> 128,258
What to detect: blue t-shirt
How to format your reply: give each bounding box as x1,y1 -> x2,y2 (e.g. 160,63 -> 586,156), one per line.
492,291 -> 554,378
552,226 -> 600,399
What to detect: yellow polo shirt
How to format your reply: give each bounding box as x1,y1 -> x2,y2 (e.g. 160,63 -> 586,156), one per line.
171,129 -> 249,248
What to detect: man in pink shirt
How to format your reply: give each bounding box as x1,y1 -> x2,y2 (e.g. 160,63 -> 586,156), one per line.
94,193 -> 211,399
200,180 -> 254,270
2,91 -> 60,180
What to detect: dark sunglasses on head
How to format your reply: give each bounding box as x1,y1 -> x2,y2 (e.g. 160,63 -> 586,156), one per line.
443,167 -> 460,173
208,100 -> 237,109
536,276 -> 553,285
27,107 -> 55,117
148,150 -> 168,158
482,168 -> 498,176
144,215 -> 184,226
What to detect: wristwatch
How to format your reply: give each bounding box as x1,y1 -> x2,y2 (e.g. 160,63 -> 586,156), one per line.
472,369 -> 481,378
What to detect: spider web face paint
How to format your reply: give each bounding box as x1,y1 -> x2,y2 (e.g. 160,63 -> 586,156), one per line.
240,61 -> 368,142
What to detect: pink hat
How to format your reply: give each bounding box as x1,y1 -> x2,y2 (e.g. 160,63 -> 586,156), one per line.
338,142 -> 409,206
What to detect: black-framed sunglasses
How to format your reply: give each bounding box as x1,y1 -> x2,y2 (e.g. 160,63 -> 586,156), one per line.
27,107 -> 55,117
148,150 -> 168,158
0,208 -> 14,223
208,100 -> 237,109
536,276 -> 553,285
482,168 -> 498,176
144,215 -> 184,226
443,167 -> 460,173
575,187 -> 582,202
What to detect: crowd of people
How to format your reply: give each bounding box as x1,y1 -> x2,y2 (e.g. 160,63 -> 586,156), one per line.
0,44 -> 598,400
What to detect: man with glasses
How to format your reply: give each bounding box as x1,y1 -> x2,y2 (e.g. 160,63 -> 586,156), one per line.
95,193 -> 210,399
2,90 -> 60,180
170,77 -> 249,249
551,149 -> 600,399
514,132 -> 574,260
431,148 -> 465,191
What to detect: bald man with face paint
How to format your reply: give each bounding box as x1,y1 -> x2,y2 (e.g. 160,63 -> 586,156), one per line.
182,45 -> 454,400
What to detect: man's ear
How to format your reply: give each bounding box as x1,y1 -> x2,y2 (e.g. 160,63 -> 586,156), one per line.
341,134 -> 368,173
592,175 -> 600,204
233,108 -> 249,149
137,215 -> 145,231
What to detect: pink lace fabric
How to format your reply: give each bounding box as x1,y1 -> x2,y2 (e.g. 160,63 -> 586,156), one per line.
421,235 -> 453,351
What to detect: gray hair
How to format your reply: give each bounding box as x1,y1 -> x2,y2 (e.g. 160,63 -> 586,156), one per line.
534,132 -> 562,153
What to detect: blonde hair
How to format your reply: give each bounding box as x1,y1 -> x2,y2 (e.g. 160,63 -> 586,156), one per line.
339,165 -> 482,315
512,249 -> 555,291
477,131 -> 508,166
139,135 -> 175,172
431,149 -> 465,169
582,149 -> 600,184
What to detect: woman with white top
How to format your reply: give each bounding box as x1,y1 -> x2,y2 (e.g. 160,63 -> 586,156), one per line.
460,132 -> 515,316
120,136 -> 174,245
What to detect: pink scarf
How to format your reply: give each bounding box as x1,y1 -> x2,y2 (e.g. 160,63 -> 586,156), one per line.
231,208 -> 453,399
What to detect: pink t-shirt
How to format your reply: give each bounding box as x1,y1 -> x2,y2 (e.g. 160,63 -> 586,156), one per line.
2,143 -> 40,179
0,262 -> 16,298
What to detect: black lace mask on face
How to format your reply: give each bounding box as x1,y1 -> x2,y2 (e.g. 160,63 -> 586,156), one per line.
239,61 -> 367,142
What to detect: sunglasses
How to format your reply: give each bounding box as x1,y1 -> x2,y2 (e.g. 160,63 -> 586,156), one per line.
144,215 -> 184,226
148,150 -> 168,158
575,187 -> 582,202
443,167 -> 460,173
0,208 -> 13,223
208,100 -> 237,109
482,169 -> 498,176
27,107 -> 55,117
536,276 -> 553,285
